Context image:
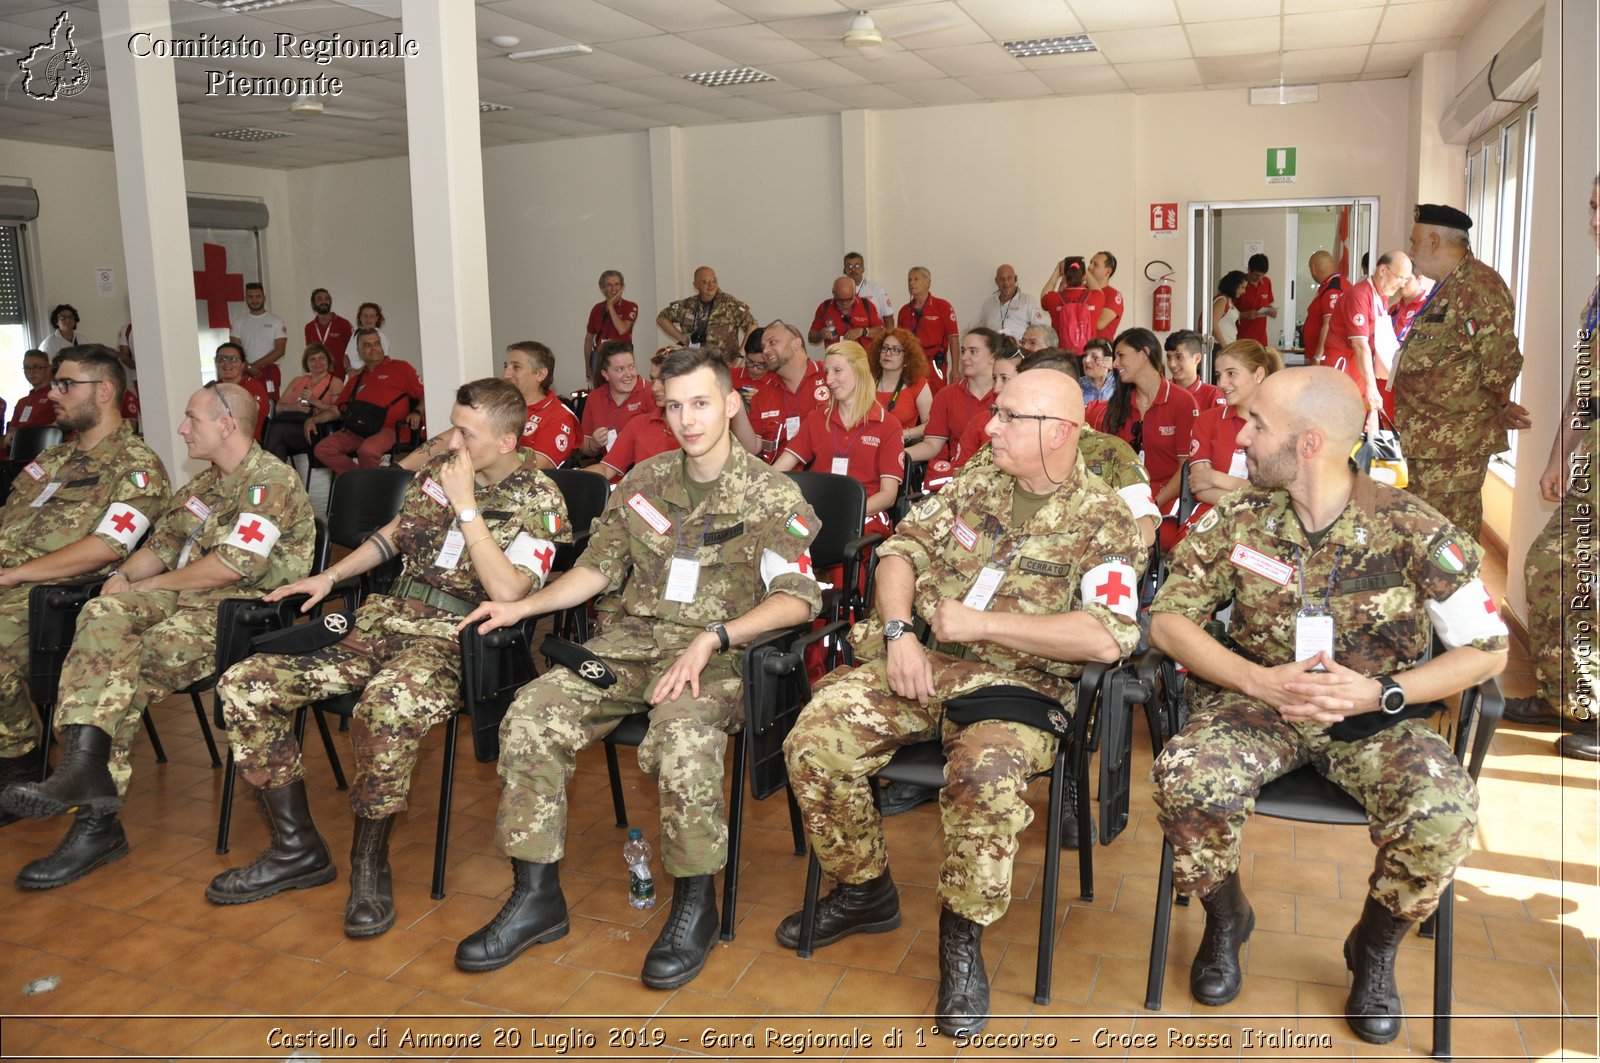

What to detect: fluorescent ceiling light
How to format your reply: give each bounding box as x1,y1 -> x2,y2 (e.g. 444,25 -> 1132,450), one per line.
209,128 -> 294,141
678,67 -> 774,87
1004,34 -> 1097,58
507,44 -> 593,61
1250,83 -> 1319,106
185,0 -> 303,11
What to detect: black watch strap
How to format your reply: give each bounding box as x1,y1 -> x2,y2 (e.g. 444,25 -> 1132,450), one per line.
708,623 -> 730,652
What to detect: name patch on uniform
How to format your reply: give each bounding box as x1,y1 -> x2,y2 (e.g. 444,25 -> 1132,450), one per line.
1338,571 -> 1405,594
224,512 -> 281,557
628,493 -> 673,535
703,522 -> 745,545
953,517 -> 978,552
420,477 -> 449,507
1229,543 -> 1294,586
23,462 -> 45,482
1018,557 -> 1069,578
184,495 -> 212,522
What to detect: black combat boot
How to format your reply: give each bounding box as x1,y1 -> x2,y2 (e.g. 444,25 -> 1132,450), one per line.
877,779 -> 938,817
1343,895 -> 1414,1044
1191,871 -> 1254,1005
206,780 -> 336,904
1502,696 -> 1569,728
15,810 -> 129,889
640,874 -> 718,989
455,859 -> 569,972
1058,770 -> 1097,850
343,815 -> 396,937
934,907 -> 990,1037
0,745 -> 48,828
0,725 -> 119,819
1558,718 -> 1600,761
775,869 -> 901,949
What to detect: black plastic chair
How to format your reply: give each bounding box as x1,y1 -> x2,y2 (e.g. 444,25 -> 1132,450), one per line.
602,624 -> 814,942
544,469 -> 608,642
1137,648 -> 1504,1061
324,467 -> 413,608
10,425 -> 64,465
785,471 -> 883,624
787,661 -> 1109,1006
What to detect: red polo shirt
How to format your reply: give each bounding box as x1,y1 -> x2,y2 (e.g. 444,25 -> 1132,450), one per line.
811,297 -> 882,340
951,413 -> 992,468
1189,404 -> 1247,475
1391,292 -> 1427,340
1087,378 -> 1197,498
784,404 -> 904,491
579,377 -> 655,444
305,314 -> 355,377
748,363 -> 829,461
924,380 -> 997,464
1235,275 -> 1274,344
876,377 -> 930,432
603,411 -> 678,477
1301,275 -> 1344,362
335,356 -> 424,431
1094,285 -> 1125,341
896,296 -> 958,377
521,391 -> 579,467
9,385 -> 54,431
1184,377 -> 1225,411
1321,277 -> 1384,389
586,298 -> 639,349
237,375 -> 270,441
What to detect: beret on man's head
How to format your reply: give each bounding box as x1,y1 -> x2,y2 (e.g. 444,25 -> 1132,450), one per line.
1414,203 -> 1473,231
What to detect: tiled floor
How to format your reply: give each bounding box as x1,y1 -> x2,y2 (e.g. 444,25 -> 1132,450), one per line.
0,558 -> 1596,1061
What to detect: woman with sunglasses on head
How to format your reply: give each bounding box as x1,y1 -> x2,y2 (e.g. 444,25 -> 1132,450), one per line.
869,328 -> 934,445
1087,327 -> 1197,518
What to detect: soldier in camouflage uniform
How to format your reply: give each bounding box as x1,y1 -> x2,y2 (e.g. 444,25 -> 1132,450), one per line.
780,368 -> 1142,1038
0,383 -> 313,889
207,378 -> 570,938
1391,204 -> 1529,538
453,349 -> 820,989
0,347 -> 169,822
1149,367 -> 1508,1044
655,267 -> 757,357
1506,178 -> 1600,759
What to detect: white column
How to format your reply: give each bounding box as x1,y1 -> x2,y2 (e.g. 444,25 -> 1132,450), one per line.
649,125 -> 685,343
402,0 -> 492,428
839,110 -> 872,265
100,0 -> 195,481
1405,51 -> 1463,207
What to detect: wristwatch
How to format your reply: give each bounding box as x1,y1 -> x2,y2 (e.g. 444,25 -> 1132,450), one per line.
458,507 -> 479,524
705,622 -> 730,652
1377,675 -> 1406,715
883,618 -> 913,641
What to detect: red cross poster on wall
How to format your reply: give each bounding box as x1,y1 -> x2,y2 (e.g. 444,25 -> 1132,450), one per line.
189,229 -> 259,331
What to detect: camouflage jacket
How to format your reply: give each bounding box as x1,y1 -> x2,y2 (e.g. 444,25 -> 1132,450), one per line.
869,453 -> 1143,687
584,448 -> 822,657
146,442 -> 315,603
657,291 -> 757,357
1392,254 -> 1523,460
1153,474 -> 1510,678
0,422 -> 170,569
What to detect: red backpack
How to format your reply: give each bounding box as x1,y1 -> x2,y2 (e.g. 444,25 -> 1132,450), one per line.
1056,287 -> 1094,353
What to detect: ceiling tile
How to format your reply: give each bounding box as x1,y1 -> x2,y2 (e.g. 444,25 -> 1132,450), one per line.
249,3 -> 393,32
604,0 -> 750,33
544,82 -> 661,108
1116,58 -> 1202,89
1280,45 -> 1370,79
1030,63 -> 1127,93
1366,38 -> 1455,71
1186,17 -> 1281,57
830,51 -> 947,82
679,24 -> 823,64
872,3 -> 989,50
463,59 -> 589,92
525,114 -> 609,135
536,49 -> 666,81
720,0 -> 852,19
603,34 -> 739,72
1087,24 -> 1192,63
1283,0 -> 1380,12
882,78 -> 983,104
1067,0 -> 1181,32
758,59 -> 871,89
578,108 -> 660,130
1374,1 -> 1470,43
484,0 -> 661,43
1194,52 -> 1284,83
1176,0 -> 1282,22
607,74 -> 731,102
758,89 -> 844,113
958,71 -> 1052,99
917,43 -> 1024,77
814,84 -> 917,109
682,96 -> 786,119
1282,8 -> 1382,49
956,0 -> 1084,40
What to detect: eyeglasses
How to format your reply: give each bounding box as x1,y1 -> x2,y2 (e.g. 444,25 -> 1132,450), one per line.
879,345 -> 906,354
214,355 -> 243,363
989,405 -> 1078,427
204,380 -> 235,420
50,377 -> 103,393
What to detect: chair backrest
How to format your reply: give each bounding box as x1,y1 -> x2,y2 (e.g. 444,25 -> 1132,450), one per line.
326,468 -> 413,549
545,468 -> 609,572
785,471 -> 866,570
459,621 -> 537,762
26,577 -> 104,708
11,426 -> 64,465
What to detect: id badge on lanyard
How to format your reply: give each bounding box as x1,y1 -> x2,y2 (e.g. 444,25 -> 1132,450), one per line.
1293,545 -> 1343,669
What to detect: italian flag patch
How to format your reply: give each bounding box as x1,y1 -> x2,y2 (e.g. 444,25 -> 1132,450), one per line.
248,485 -> 268,506
1432,540 -> 1467,574
542,511 -> 562,535
785,513 -> 809,538
128,471 -> 149,489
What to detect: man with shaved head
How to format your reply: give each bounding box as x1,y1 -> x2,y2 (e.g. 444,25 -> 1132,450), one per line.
975,263 -> 1048,340
1149,367 -> 1508,1043
808,275 -> 882,347
1,381 -> 315,888
1301,249 -> 1344,365
780,367 -> 1142,1037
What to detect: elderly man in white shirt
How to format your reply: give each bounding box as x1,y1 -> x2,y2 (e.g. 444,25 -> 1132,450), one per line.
975,264 -> 1048,340
843,251 -> 893,320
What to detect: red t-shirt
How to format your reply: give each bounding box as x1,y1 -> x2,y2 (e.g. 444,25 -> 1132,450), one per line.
811,297 -> 882,339
237,375 -> 270,441
876,377 -> 930,432
951,412 -> 991,468
896,296 -> 958,376
1301,275 -> 1344,362
924,381 -> 997,464
579,377 -> 655,444
748,363 -> 829,461
335,356 -> 424,430
1392,293 -> 1427,340
10,385 -> 54,431
1321,278 -> 1383,389
603,411 -> 677,477
521,391 -> 579,467
1093,285 -> 1125,341
585,299 -> 639,350
305,314 -> 355,377
1235,276 -> 1274,344
1087,378 -> 1197,498
783,405 -> 904,494
1184,377 -> 1225,411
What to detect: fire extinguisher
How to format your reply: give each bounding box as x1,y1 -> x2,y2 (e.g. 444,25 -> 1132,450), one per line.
1147,260 -> 1174,333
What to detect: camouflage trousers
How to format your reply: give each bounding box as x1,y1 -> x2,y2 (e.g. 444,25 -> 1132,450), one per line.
495,639 -> 744,877
54,590 -> 219,798
0,584 -> 39,759
1406,456 -> 1488,541
1525,494 -> 1599,721
217,629 -> 464,818
1151,689 -> 1477,922
784,650 -> 1068,926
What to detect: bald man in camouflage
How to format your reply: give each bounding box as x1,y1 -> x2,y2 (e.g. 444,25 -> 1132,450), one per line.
1149,367 -> 1508,1044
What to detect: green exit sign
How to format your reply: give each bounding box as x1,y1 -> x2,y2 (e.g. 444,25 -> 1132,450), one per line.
1267,147 -> 1297,183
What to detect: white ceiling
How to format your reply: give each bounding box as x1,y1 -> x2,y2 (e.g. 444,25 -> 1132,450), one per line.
0,0 -> 1487,169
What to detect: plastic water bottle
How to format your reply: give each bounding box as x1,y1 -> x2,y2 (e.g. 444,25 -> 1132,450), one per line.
623,828 -> 655,909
